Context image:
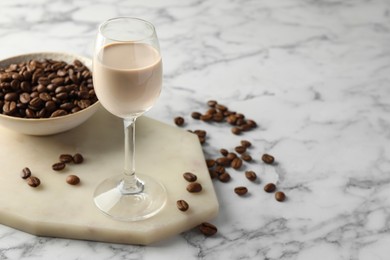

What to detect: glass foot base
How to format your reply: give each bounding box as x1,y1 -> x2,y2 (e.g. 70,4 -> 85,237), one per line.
93,174 -> 167,221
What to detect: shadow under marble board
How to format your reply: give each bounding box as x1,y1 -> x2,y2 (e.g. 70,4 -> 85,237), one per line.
0,107 -> 218,245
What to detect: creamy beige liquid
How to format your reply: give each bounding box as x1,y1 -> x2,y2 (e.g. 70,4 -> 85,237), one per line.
93,42 -> 162,118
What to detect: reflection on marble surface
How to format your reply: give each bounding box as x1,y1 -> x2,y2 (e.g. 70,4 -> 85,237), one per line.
1,0 -> 390,259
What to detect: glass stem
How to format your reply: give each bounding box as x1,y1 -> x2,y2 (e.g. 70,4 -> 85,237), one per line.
120,117 -> 144,194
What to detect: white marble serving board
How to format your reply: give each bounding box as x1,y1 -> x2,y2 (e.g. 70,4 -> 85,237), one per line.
0,108 -> 218,245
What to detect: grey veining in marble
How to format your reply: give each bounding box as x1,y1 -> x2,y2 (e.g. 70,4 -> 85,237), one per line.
1,0 -> 390,259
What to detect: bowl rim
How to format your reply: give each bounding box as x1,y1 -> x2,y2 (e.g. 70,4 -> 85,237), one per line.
0,51 -> 100,122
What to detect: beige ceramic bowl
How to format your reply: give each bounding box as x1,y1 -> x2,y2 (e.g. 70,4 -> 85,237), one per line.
0,52 -> 100,135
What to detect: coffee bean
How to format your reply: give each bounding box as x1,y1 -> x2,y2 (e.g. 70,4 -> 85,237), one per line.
198,136 -> 206,144
66,175 -> 80,185
234,186 -> 248,196
176,200 -> 189,211
27,176 -> 40,187
52,162 -> 66,171
194,130 -> 206,137
191,112 -> 201,119
218,172 -> 231,182
19,93 -> 31,104
21,167 -> 31,179
275,191 -> 286,202
241,153 -> 252,162
183,172 -> 197,182
245,171 -> 257,181
206,108 -> 217,115
216,157 -> 231,166
29,97 -> 43,109
264,183 -> 276,193
231,157 -> 243,169
241,140 -> 252,148
231,127 -> 241,135
262,154 -> 275,164
206,159 -> 215,168
246,119 -> 257,128
59,154 -> 73,163
215,104 -> 227,112
3,101 -> 16,115
240,124 -> 252,132
226,152 -> 237,161
212,113 -> 224,122
186,182 -> 202,193
4,92 -> 18,101
51,109 -> 67,117
214,166 -> 225,175
226,115 -> 237,125
199,222 -> 217,236
207,100 -> 217,107
200,114 -> 212,122
73,153 -> 84,164
235,146 -> 246,154
174,116 -> 185,126
220,148 -> 228,156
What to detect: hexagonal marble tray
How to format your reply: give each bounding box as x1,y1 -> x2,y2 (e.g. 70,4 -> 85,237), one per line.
0,107 -> 218,245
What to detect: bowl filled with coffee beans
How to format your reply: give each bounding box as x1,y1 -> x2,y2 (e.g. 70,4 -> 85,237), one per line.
0,52 -> 100,135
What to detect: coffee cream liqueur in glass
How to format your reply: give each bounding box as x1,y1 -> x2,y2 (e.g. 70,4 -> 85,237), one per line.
92,17 -> 166,221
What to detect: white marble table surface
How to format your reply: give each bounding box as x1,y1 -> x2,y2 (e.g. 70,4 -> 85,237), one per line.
1,0 -> 390,259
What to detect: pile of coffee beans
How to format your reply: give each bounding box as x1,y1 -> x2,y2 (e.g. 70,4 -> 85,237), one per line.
189,100 -> 257,135
174,99 -> 290,237
0,59 -> 97,118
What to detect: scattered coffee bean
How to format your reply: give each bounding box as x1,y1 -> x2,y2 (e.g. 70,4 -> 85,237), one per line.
200,114 -> 212,122
191,112 -> 201,119
186,182 -> 202,193
174,116 -> 185,126
216,157 -> 231,166
206,159 -> 216,168
199,222 -> 217,236
194,130 -> 206,138
245,171 -> 257,181
52,162 -> 66,171
275,191 -> 286,202
264,183 -> 276,193
214,166 -> 225,175
215,104 -> 227,112
206,108 -> 216,115
241,153 -> 252,162
176,200 -> 189,211
241,140 -> 252,148
262,154 -> 275,164
73,153 -> 84,164
27,176 -> 40,187
66,175 -> 80,185
232,127 -> 241,135
231,157 -> 243,169
59,154 -> 73,163
226,152 -> 237,161
21,167 -> 31,179
218,172 -> 231,182
207,100 -> 217,107
234,186 -> 248,196
198,136 -> 206,144
235,146 -> 246,154
220,148 -> 228,156
183,172 -> 197,182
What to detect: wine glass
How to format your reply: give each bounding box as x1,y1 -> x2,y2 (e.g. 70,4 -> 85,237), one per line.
92,17 -> 166,221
